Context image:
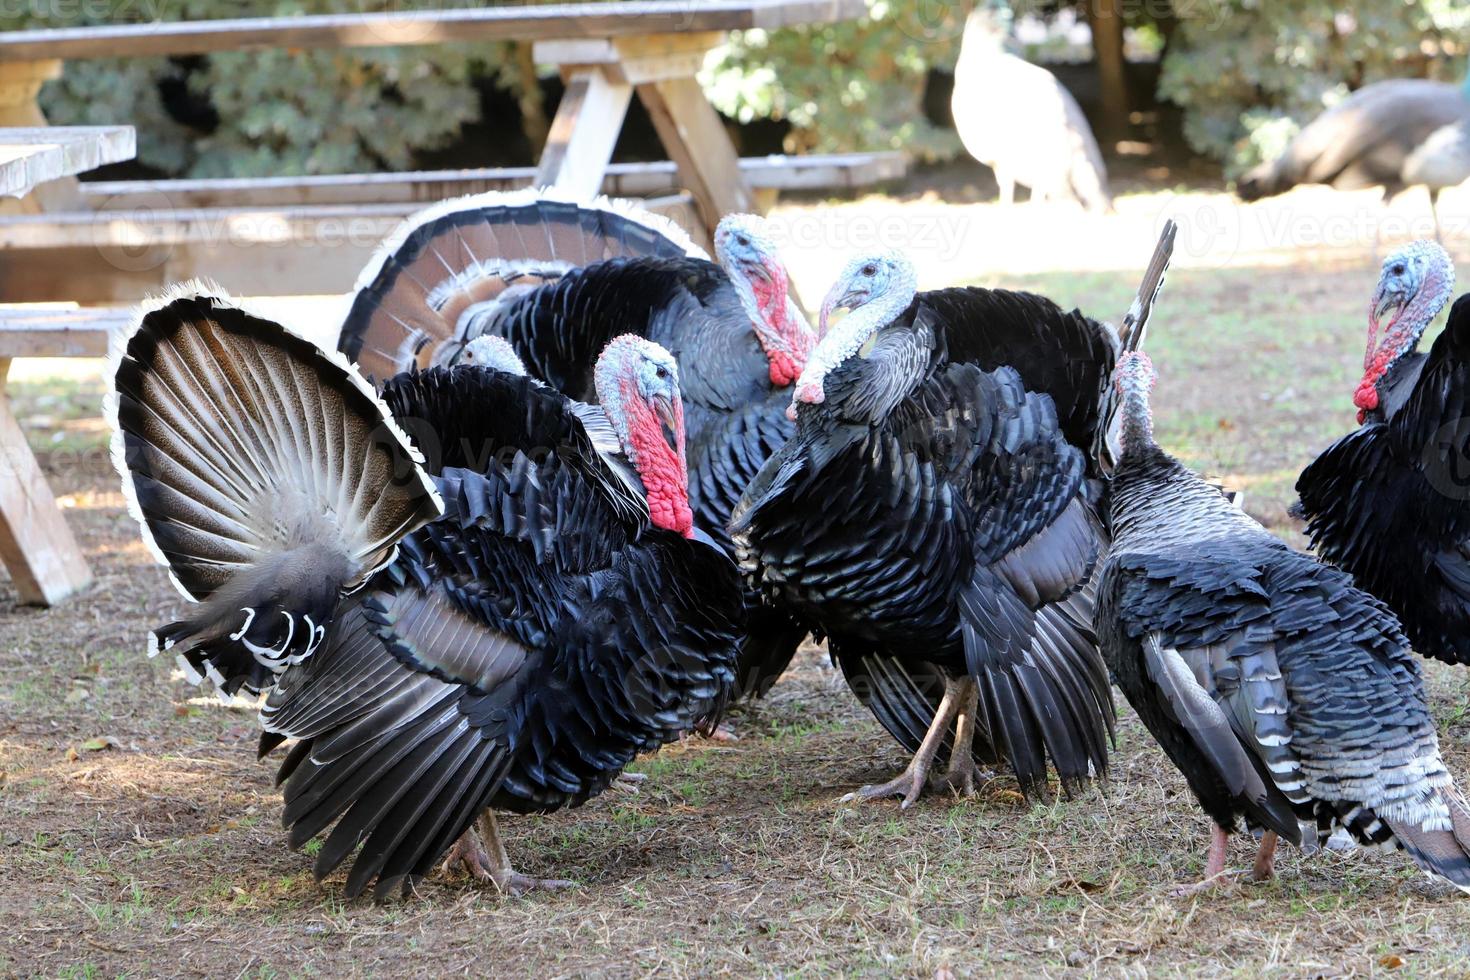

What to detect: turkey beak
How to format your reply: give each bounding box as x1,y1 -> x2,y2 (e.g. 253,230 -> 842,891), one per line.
650,392 -> 680,456
745,258 -> 773,285
818,283 -> 867,338
1370,283 -> 1403,337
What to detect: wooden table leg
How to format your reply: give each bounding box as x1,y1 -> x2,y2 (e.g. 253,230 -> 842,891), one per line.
533,67 -> 633,198
637,76 -> 755,236
0,60 -> 84,214
0,358 -> 92,605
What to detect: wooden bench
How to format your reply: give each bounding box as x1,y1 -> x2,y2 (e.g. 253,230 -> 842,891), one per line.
0,154 -> 906,303
0,0 -> 873,303
0,125 -> 133,605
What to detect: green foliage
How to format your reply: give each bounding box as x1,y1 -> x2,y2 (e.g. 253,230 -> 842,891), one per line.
7,0 -> 968,175
1159,0 -> 1470,177
3,0 -> 486,177
703,0 -> 965,161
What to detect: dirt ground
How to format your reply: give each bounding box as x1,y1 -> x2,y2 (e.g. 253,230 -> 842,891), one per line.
6,196 -> 1470,977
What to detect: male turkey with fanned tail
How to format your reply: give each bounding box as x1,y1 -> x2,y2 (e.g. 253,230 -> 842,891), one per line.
1096,327 -> 1470,895
337,189 -> 815,705
110,289 -> 743,898
728,230 -> 1174,807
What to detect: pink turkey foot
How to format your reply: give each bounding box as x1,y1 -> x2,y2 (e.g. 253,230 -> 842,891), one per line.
840,763 -> 932,809
443,813 -> 577,896
928,754 -> 1002,799
441,826 -> 498,882
1172,825 -> 1236,897
702,723 -> 741,743
609,771 -> 648,794
926,680 -> 1000,799
839,676 -> 974,811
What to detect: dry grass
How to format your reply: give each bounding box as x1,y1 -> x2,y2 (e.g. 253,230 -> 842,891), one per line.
5,250 -> 1470,977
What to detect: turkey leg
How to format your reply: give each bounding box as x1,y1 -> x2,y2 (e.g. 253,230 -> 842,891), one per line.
1172,823 -> 1232,897
1251,830 -> 1279,881
442,811 -> 577,895
928,677 -> 995,797
839,675 -> 966,809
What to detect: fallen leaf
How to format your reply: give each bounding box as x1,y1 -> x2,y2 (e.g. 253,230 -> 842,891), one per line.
1379,955 -> 1405,970
65,747 -> 79,762
79,736 -> 121,753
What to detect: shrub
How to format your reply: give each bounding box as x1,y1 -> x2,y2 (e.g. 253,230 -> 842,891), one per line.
701,0 -> 966,161
5,0 -> 485,177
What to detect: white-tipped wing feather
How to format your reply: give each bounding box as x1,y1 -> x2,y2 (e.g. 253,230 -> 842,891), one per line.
108,288 -> 442,695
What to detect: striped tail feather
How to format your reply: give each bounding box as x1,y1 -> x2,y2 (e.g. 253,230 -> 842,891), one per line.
107,286 -> 443,696
338,188 -> 707,381
1383,786 -> 1470,893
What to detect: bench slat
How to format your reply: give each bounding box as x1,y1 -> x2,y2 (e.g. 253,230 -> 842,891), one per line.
80,154 -> 907,210
0,310 -> 125,357
0,0 -> 865,62
0,126 -> 135,197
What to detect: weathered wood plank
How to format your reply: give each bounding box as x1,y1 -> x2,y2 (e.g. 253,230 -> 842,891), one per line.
0,126 -> 135,198
0,62 -> 80,213
80,154 -> 908,209
0,368 -> 92,605
0,150 -> 909,302
533,68 -> 633,196
637,76 -> 754,229
533,32 -> 721,84
0,1 -> 866,61
0,309 -> 125,357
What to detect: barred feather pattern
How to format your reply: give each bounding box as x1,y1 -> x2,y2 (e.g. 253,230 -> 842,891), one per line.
107,291 -> 442,695
1102,440 -> 1470,891
339,190 -> 702,381
253,363 -> 743,897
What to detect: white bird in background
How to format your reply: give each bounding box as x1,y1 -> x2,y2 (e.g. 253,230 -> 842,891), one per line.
951,1 -> 1113,213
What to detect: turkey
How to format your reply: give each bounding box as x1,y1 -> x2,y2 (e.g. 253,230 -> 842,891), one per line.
1295,240 -> 1470,666
1238,72 -> 1470,240
338,190 -> 814,702
1096,341 -> 1470,894
729,233 -> 1173,806
109,288 -> 743,898
951,3 -> 1111,213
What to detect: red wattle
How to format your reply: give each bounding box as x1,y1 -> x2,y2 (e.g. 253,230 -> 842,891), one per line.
767,350 -> 802,387
620,379 -> 693,538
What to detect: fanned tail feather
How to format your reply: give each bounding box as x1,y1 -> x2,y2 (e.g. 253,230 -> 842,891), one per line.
339,188 -> 706,380
108,287 -> 442,696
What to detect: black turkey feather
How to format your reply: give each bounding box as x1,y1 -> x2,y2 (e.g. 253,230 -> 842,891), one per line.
1296,241 -> 1470,666
338,190 -> 816,703
730,232 -> 1174,805
1098,345 -> 1470,893
111,293 -> 743,898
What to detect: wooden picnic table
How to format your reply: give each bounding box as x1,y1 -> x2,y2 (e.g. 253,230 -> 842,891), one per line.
0,126 -> 132,605
0,0 -> 866,236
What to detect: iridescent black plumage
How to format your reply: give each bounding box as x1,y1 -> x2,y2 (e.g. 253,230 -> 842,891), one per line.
264,365 -> 743,896
898,287 -> 1118,471
1298,294 -> 1470,666
338,193 -> 809,702
734,305 -> 1114,799
114,298 -> 743,898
